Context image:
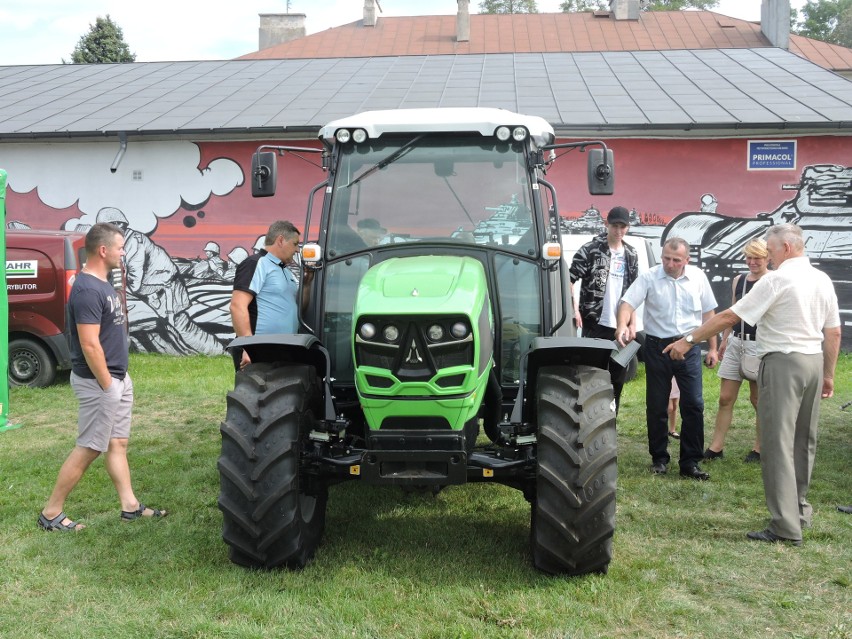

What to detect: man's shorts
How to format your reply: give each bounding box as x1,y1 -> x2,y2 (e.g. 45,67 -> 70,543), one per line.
71,372 -> 134,452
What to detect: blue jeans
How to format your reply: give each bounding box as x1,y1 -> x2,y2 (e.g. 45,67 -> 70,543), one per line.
644,335 -> 704,469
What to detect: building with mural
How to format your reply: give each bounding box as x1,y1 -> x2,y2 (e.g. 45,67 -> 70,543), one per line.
1,1 -> 850,351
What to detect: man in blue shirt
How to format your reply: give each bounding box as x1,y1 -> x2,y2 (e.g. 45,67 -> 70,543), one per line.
230,220 -> 311,368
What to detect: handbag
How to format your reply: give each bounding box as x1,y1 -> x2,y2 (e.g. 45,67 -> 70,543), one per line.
737,274 -> 760,382
740,351 -> 760,382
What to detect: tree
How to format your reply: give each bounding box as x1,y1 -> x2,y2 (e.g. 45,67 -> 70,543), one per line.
560,0 -> 607,10
67,15 -> 135,64
794,0 -> 852,47
560,0 -> 719,11
479,0 -> 539,13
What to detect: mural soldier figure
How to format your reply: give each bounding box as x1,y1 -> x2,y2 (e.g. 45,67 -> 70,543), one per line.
191,241 -> 227,279
95,207 -> 222,354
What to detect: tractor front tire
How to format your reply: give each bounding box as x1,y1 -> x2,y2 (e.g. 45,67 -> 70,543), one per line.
218,363 -> 327,569
531,365 -> 617,576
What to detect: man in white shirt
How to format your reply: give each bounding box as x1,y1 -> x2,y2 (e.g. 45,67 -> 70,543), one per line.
665,224 -> 840,545
616,237 -> 718,480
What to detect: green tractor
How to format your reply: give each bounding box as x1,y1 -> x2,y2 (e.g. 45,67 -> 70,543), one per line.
218,108 -> 629,576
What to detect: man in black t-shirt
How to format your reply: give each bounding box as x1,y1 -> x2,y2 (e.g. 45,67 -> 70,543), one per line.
38,223 -> 167,532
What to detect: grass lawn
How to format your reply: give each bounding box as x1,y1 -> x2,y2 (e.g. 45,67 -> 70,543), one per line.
1,353 -> 849,639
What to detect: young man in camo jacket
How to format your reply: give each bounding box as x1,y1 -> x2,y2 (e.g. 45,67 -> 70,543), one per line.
568,206 -> 640,412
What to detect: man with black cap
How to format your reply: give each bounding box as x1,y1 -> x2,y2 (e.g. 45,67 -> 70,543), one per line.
568,205 -> 640,412
356,218 -> 387,247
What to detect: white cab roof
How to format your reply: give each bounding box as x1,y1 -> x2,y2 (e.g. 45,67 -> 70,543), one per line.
319,108 -> 555,146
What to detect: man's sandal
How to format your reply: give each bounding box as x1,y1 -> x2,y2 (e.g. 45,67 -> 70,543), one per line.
38,511 -> 84,532
120,503 -> 167,521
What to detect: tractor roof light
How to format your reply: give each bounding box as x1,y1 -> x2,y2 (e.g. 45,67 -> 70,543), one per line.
352,128 -> 368,144
495,126 -> 511,142
335,129 -> 351,144
512,126 -> 528,142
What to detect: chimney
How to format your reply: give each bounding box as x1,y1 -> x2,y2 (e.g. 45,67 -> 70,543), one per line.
457,0 -> 470,42
610,0 -> 640,20
761,0 -> 790,49
258,14 -> 306,50
364,0 -> 379,27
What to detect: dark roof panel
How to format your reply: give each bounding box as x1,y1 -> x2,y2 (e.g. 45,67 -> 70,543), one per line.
1,48 -> 851,138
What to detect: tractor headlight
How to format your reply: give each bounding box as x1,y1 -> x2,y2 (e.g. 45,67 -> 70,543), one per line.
512,126 -> 528,141
450,322 -> 469,339
383,324 -> 400,343
495,126 -> 511,142
335,129 -> 351,144
427,324 -> 444,342
359,322 -> 376,340
352,128 -> 368,143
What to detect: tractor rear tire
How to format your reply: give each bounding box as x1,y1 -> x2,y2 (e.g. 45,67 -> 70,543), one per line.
531,365 -> 617,576
218,362 -> 327,569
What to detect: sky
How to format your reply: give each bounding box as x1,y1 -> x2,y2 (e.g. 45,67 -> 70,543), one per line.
0,1 -> 807,67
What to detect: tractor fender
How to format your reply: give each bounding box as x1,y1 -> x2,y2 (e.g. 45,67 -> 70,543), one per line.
228,333 -> 329,380
510,336 -> 622,424
228,334 -> 336,421
526,336 -> 615,371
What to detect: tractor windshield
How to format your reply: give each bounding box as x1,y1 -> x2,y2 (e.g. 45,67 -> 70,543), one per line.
327,135 -> 537,256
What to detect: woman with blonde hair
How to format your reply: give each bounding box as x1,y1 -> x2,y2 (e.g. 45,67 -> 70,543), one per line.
703,238 -> 769,462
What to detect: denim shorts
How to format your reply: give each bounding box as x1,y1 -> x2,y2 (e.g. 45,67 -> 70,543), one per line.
71,372 -> 134,452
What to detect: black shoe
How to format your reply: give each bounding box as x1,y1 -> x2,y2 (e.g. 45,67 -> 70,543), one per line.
650,462 -> 668,475
743,450 -> 761,463
703,448 -> 724,460
838,505 -> 852,514
680,465 -> 710,481
668,431 -> 680,440
746,528 -> 802,546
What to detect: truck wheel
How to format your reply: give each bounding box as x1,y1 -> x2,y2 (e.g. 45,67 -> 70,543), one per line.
531,365 -> 617,576
9,338 -> 57,387
218,362 -> 327,569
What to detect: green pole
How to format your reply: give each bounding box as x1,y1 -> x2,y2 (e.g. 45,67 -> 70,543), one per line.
0,169 -> 20,432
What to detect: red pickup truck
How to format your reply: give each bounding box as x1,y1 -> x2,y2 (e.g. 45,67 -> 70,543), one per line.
6,229 -> 87,387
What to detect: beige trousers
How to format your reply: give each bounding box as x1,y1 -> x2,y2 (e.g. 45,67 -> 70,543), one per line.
757,351 -> 823,540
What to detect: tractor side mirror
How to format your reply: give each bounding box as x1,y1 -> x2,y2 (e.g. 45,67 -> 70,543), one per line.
587,148 -> 614,195
251,151 -> 278,197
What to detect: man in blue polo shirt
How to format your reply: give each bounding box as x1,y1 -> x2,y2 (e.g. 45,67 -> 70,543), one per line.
230,220 -> 311,368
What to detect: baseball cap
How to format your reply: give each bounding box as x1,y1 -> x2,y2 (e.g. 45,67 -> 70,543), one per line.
607,206 -> 630,225
357,218 -> 386,233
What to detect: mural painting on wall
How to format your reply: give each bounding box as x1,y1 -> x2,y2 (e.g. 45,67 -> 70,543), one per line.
4,137 -> 850,353
560,163 -> 851,346
4,140 -> 261,355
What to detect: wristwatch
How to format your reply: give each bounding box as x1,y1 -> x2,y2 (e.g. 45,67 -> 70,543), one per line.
685,333 -> 695,344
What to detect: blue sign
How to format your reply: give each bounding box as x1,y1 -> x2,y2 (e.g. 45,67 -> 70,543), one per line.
748,140 -> 796,170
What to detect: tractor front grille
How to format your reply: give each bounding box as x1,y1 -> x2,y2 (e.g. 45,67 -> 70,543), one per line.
355,317 -> 474,382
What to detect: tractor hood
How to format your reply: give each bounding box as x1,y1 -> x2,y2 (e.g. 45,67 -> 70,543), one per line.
355,255 -> 488,317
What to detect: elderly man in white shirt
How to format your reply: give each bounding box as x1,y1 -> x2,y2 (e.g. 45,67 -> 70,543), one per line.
616,237 -> 718,481
665,224 -> 841,546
